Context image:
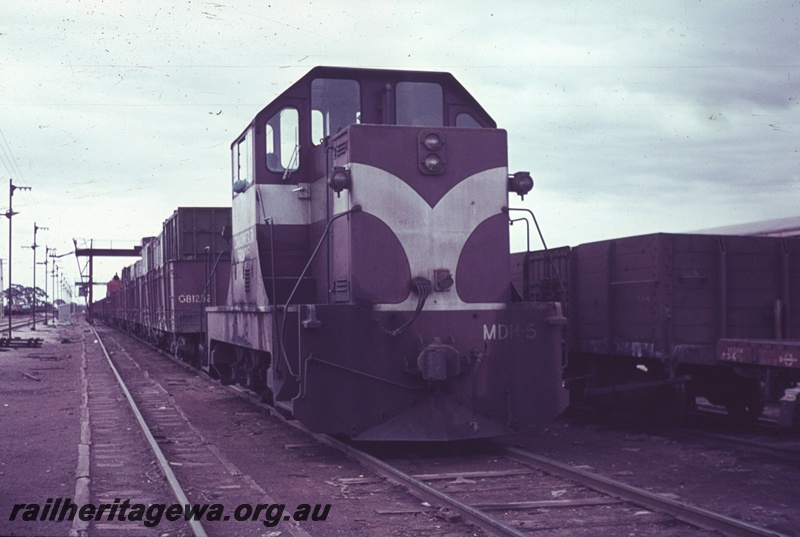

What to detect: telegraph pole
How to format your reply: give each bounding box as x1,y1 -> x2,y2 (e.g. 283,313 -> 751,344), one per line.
38,247 -> 49,326
52,262 -> 58,323
30,223 -> 47,330
5,179 -> 31,334
49,250 -> 57,325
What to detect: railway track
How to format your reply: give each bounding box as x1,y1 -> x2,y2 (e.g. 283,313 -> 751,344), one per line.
81,324 -> 203,536
501,446 -> 786,536
90,322 -> 793,536
570,403 -> 800,468
674,421 -> 800,468
86,323 -> 206,537
314,439 -> 787,537
84,324 -> 312,537
228,376 -> 791,536
1,314 -> 47,336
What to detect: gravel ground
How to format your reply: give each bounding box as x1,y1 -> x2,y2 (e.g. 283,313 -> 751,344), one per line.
504,409 -> 800,536
97,323 -> 484,537
0,321 -> 83,537
4,317 -> 797,537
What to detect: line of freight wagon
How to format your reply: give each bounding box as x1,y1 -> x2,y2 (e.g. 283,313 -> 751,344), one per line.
514,231 -> 800,428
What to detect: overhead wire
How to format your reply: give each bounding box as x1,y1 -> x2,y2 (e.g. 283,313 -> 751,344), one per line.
0,129 -> 25,181
0,127 -> 65,300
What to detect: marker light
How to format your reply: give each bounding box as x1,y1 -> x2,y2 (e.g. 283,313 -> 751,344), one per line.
423,153 -> 443,173
328,166 -> 351,196
418,130 -> 445,175
422,132 -> 443,151
508,171 -> 534,199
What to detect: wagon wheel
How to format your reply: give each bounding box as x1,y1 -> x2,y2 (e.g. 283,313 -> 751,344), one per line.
724,377 -> 765,423
651,382 -> 689,425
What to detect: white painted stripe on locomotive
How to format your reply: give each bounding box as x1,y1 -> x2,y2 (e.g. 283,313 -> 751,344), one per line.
255,183 -> 312,225
335,163 -> 509,312
372,302 -> 506,311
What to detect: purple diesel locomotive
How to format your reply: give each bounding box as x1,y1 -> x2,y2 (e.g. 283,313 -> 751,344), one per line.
98,66 -> 569,441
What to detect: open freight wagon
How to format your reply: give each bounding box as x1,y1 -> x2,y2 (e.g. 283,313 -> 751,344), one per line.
515,232 -> 800,424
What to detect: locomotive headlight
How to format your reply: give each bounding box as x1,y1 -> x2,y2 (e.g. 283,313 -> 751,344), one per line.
508,171 -> 534,199
328,166 -> 352,196
422,132 -> 442,151
423,153 -> 443,173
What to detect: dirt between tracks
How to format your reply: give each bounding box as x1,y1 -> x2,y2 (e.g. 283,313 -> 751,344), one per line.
97,320 -> 800,537
98,324 -> 484,537
5,319 -> 799,537
504,409 -> 800,537
0,321 -> 84,537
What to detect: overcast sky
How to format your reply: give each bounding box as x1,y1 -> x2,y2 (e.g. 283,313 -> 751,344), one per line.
0,1 -> 798,299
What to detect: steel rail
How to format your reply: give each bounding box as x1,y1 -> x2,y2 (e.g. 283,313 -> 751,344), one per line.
501,445 -> 788,537
304,431 -> 529,537
89,325 -> 208,537
97,323 -> 787,537
675,428 -> 800,465
222,383 -> 527,537
571,405 -> 800,471
0,314 -> 46,335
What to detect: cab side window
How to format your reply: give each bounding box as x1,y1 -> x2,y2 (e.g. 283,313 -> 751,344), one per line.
232,128 -> 251,192
456,112 -> 483,128
265,108 -> 299,173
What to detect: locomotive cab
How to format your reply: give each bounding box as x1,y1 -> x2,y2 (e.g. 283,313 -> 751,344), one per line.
205,67 -> 568,441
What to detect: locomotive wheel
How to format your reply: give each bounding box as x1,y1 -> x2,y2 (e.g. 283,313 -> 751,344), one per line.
234,348 -> 268,394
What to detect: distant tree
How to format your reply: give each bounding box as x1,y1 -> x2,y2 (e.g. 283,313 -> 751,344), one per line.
1,284 -> 48,308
